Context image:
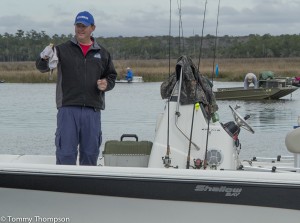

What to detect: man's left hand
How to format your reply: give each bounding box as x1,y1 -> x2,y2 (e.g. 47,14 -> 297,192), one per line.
97,79 -> 107,91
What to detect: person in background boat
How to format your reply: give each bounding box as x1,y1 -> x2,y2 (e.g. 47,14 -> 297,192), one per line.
125,67 -> 133,82
35,11 -> 117,166
244,73 -> 258,89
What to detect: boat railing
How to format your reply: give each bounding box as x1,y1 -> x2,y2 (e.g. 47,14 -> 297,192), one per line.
242,165 -> 300,173
251,155 -> 294,162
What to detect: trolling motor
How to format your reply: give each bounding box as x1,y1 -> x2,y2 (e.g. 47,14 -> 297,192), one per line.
222,105 -> 255,147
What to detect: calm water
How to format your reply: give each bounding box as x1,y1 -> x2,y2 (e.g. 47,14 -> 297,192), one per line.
1,82 -> 300,159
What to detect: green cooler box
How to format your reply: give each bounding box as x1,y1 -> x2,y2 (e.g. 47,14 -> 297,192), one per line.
103,134 -> 153,167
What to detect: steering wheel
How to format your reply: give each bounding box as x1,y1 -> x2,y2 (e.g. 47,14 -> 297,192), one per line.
229,105 -> 255,134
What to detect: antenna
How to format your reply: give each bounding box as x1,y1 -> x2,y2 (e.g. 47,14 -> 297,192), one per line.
177,0 -> 184,55
197,0 -> 208,71
211,0 -> 221,84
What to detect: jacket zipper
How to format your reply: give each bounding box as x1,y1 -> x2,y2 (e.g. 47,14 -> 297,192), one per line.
83,58 -> 87,107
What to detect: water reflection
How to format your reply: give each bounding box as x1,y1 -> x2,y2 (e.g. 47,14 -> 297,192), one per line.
0,82 -> 300,160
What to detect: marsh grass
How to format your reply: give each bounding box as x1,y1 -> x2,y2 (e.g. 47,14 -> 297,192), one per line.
1,58 -> 300,83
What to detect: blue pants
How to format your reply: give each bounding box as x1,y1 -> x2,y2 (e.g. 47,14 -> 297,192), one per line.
55,106 -> 102,166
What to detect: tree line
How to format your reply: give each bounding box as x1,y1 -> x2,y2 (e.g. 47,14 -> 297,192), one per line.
1,29 -> 300,62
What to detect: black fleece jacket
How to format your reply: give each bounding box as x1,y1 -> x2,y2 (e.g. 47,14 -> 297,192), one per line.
36,37 -> 117,110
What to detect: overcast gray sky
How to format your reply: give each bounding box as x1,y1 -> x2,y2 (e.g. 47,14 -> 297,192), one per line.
1,0 -> 299,37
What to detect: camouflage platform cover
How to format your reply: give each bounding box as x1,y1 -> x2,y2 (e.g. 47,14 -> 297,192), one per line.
161,55 -> 218,114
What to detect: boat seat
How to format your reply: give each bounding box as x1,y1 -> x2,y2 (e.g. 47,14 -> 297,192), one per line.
285,127 -> 300,172
285,127 -> 300,154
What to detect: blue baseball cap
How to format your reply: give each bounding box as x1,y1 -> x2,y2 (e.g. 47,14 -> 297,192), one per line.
74,11 -> 94,26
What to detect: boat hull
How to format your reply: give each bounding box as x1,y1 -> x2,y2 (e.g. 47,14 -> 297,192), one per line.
1,163 -> 300,222
215,86 -> 298,100
116,76 -> 144,83
2,187 -> 300,223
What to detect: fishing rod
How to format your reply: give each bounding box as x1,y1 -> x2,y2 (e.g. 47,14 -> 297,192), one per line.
203,0 -> 221,169
186,98 -> 196,169
186,0 -> 208,169
172,0 -> 196,169
163,0 -> 172,168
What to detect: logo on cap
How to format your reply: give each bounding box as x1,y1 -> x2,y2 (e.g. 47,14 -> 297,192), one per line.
74,11 -> 94,26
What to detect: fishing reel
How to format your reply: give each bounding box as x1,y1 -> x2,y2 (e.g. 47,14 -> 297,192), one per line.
162,155 -> 178,169
192,150 -> 223,170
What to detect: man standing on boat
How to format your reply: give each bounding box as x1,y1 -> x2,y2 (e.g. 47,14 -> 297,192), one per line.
36,11 -> 117,166
244,73 -> 258,89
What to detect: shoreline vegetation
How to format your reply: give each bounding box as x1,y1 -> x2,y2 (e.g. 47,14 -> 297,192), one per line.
0,57 -> 299,83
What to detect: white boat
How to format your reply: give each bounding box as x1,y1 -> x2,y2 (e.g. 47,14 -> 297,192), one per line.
116,76 -> 144,83
1,56 -> 300,223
